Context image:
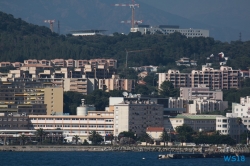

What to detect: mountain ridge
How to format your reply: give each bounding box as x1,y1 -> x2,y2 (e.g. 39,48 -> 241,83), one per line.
0,0 -> 246,41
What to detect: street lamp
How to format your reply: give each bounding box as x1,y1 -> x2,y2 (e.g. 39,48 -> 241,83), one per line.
247,131 -> 249,146
166,128 -> 171,145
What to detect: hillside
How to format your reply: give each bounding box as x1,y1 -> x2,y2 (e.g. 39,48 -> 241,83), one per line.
0,11 -> 250,70
0,0 -> 247,42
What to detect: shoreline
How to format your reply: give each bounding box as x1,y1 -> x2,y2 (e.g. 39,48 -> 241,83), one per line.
1,145 -> 250,153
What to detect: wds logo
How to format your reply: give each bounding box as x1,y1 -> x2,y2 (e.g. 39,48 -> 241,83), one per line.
224,155 -> 245,162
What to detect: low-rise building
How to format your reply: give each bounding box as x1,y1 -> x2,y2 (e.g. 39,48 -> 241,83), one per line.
216,113 -> 247,141
164,114 -> 221,132
146,127 -> 164,141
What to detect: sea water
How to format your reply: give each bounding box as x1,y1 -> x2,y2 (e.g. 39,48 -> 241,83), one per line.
0,151 -> 248,166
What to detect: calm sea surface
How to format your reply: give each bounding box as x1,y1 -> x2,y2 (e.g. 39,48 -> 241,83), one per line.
0,151 -> 248,166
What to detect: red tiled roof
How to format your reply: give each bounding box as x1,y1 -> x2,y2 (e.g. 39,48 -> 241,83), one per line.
146,127 -> 164,132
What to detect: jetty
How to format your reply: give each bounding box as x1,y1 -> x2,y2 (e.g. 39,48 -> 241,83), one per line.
158,152 -> 250,159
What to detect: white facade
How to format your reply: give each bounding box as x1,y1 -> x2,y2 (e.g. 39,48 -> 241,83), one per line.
216,113 -> 247,141
188,98 -> 228,114
232,96 -> 250,118
29,111 -> 114,140
131,25 -> 209,38
164,114 -> 219,132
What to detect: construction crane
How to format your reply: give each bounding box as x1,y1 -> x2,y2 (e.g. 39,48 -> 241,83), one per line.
114,0 -> 140,28
125,48 -> 152,68
44,20 -> 55,32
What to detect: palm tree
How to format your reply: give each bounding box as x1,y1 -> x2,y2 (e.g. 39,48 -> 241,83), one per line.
160,129 -> 169,147
88,131 -> 103,145
73,135 -> 80,145
237,118 -> 243,143
19,134 -> 26,145
36,128 -> 46,144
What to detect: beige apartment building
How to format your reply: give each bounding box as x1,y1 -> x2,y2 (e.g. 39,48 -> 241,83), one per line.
180,84 -> 223,100
44,87 -> 63,115
159,66 -> 240,90
99,75 -> 135,92
64,78 -> 97,95
0,78 -> 63,115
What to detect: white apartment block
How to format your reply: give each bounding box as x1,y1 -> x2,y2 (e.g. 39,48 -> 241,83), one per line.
188,98 -> 228,114
216,113 -> 247,141
131,25 -> 209,38
29,111 -> 114,140
169,97 -> 228,114
232,96 -> 250,118
168,97 -> 187,109
158,66 -> 240,90
164,114 -> 220,132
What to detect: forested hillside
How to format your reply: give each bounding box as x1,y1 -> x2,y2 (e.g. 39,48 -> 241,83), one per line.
1,11 -> 250,70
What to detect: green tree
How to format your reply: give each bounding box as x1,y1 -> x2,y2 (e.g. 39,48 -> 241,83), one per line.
175,125 -> 194,145
159,81 -> 179,97
160,129 -> 169,147
19,134 -> 26,145
88,131 -> 103,145
73,135 -> 80,144
36,128 -> 46,144
237,118 -> 243,143
139,132 -> 153,146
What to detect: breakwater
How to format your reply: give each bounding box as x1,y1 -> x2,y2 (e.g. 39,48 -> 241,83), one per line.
1,145 -> 250,153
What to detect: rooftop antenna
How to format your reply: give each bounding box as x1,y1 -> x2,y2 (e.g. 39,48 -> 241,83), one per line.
239,32 -> 242,41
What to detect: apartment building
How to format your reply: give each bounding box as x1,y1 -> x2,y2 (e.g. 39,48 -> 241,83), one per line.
39,59 -> 52,66
44,88 -> 63,115
99,75 -> 135,92
0,78 -> 63,115
113,98 -> 164,136
0,113 -> 29,130
64,78 -> 97,95
216,113 -> 246,141
29,110 -> 114,140
24,59 -> 38,65
159,70 -> 191,89
0,62 -> 11,67
180,84 -> 223,100
232,96 -> 250,118
164,114 -> 221,132
158,66 -> 240,90
187,98 -> 228,114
